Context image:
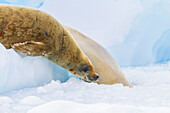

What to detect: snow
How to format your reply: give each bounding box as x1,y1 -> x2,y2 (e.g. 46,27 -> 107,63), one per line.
27,101 -> 170,113
0,63 -> 170,113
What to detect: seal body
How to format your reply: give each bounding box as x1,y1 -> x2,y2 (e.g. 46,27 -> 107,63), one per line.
64,26 -> 132,87
0,4 -> 99,82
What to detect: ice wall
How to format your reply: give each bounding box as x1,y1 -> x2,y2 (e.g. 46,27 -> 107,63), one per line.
153,29 -> 170,63
108,0 -> 170,66
0,0 -> 44,8
0,44 -> 69,93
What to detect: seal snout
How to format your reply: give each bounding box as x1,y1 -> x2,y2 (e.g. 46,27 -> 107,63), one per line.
86,74 -> 99,82
94,74 -> 99,79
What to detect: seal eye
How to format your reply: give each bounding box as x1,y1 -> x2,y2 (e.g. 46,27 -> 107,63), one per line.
78,65 -> 91,73
82,66 -> 89,72
79,65 -> 90,73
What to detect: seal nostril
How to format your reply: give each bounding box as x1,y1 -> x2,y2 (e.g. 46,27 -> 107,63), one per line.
94,74 -> 99,79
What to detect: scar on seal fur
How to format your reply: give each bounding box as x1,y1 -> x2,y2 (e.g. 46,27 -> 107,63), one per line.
0,4 -> 99,82
64,26 -> 132,87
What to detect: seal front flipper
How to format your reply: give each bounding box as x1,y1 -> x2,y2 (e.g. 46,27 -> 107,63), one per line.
11,41 -> 53,56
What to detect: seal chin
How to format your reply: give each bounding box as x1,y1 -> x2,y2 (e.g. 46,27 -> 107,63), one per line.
85,74 -> 99,83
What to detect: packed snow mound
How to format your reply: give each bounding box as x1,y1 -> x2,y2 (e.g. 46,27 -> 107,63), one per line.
0,44 -> 69,93
153,29 -> 170,63
27,100 -> 170,113
0,0 -> 44,8
0,63 -> 169,113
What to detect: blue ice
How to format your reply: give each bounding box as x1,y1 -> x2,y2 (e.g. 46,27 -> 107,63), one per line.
0,0 -> 44,8
0,44 -> 69,93
153,29 -> 170,63
108,0 -> 170,66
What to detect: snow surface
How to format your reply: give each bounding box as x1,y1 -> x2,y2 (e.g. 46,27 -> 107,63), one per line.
0,63 -> 170,113
27,101 -> 170,113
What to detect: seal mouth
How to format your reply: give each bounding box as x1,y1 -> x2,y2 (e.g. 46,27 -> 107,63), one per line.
85,74 -> 99,83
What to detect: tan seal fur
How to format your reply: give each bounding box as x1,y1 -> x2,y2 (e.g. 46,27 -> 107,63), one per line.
64,26 -> 132,87
0,4 -> 99,82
